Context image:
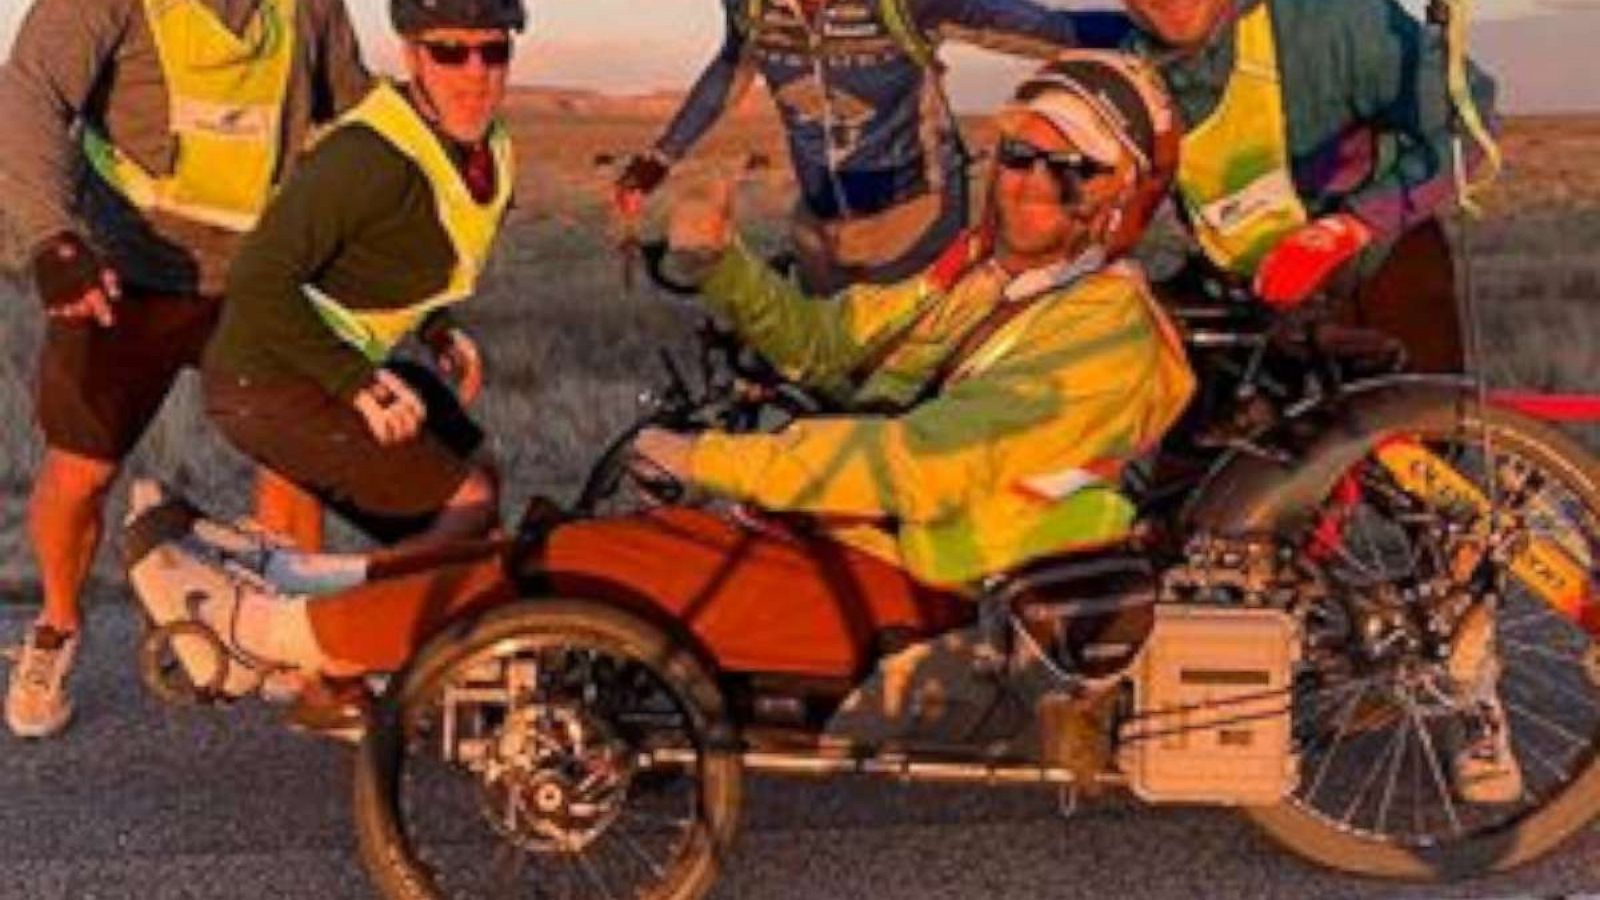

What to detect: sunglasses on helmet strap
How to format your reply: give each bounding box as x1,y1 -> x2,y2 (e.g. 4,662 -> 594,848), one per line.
995,136 -> 1113,203
419,39 -> 514,68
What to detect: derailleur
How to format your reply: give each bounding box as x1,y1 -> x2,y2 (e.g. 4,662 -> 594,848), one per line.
1162,533 -> 1321,608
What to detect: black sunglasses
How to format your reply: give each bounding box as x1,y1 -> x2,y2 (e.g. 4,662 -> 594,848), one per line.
420,39 -> 513,68
995,135 -> 1113,202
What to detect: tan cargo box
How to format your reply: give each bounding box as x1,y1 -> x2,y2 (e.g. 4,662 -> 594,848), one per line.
1119,605 -> 1300,806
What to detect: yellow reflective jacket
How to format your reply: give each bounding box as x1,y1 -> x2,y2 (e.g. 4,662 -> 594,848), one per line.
688,238 -> 1196,587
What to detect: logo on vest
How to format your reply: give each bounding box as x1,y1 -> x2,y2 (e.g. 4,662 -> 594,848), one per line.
1197,169 -> 1298,235
172,98 -> 274,141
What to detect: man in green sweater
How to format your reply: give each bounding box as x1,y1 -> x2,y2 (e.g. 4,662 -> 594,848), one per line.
1125,0 -> 1498,373
204,0 -> 523,556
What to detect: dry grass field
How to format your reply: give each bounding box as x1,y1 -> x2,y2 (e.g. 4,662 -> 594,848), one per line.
0,109 -> 1598,589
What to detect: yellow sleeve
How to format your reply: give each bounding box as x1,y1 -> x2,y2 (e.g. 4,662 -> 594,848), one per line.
690,279 -> 1188,523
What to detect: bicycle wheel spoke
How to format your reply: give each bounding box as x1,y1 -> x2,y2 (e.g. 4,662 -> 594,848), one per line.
1515,729 -> 1572,787
1403,696 -> 1463,836
611,823 -> 669,881
1374,714 -> 1411,835
491,842 -> 529,900
1497,611 -> 1567,635
1501,658 -> 1600,716
1502,695 -> 1592,754
573,848 -> 618,900
1501,637 -> 1590,668
1341,714 -> 1409,827
1304,681 -> 1377,802
616,807 -> 695,833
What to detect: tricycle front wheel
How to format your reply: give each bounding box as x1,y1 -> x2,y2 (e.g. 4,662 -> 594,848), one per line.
353,599 -> 743,900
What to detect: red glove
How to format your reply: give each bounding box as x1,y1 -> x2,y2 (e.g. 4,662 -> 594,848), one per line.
1252,214 -> 1374,311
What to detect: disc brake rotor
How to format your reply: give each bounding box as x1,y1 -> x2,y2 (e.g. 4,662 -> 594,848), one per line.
476,702 -> 633,854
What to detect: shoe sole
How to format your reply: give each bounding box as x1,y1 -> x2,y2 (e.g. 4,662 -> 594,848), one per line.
286,720 -> 366,745
5,702 -> 72,740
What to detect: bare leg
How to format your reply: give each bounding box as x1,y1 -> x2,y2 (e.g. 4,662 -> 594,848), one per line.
262,464 -> 500,593
29,449 -> 117,634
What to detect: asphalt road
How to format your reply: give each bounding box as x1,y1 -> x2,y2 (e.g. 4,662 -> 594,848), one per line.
4,604 -> 1600,900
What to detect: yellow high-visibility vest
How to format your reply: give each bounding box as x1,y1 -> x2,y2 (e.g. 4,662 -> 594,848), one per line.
1174,2 -> 1309,276
83,0 -> 298,232
307,81 -> 514,363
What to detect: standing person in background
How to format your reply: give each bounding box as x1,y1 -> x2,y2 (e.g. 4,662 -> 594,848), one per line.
0,0 -> 369,739
615,0 -> 1131,294
1123,0 -> 1518,805
1123,0 -> 1498,373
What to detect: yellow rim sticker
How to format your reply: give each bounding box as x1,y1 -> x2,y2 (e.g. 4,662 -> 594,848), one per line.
1374,438 -> 1593,622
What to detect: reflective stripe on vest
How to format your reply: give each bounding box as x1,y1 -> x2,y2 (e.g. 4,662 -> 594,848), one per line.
82,0 -> 297,232
1174,3 -> 1309,276
306,81 -> 514,363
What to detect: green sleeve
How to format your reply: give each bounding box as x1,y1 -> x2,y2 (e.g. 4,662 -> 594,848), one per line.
220,126 -> 409,400
697,238 -> 936,392
691,363 -> 1061,523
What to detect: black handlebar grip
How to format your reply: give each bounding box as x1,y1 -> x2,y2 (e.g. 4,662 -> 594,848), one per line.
638,240 -> 702,296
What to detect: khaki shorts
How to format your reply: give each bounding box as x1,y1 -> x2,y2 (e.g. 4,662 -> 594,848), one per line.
204,361 -> 484,544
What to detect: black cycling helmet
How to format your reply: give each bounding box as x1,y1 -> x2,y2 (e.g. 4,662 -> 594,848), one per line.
391,0 -> 527,34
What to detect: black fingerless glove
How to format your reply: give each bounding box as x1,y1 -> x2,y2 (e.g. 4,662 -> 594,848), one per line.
617,151 -> 671,195
31,231 -> 106,311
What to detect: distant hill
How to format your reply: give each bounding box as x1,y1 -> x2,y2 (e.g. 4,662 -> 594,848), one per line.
498,10 -> 1600,117
506,85 -> 774,122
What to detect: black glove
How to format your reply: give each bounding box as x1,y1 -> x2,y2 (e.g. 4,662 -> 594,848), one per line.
31,231 -> 109,311
616,151 -> 671,196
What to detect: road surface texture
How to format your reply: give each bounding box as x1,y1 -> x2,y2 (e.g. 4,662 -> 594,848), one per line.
3,604 -> 1600,900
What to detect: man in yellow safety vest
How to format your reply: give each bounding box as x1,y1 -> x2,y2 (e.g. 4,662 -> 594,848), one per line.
0,0 -> 369,739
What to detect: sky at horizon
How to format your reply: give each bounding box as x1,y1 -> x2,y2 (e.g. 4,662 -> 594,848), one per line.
1,0 -> 1598,111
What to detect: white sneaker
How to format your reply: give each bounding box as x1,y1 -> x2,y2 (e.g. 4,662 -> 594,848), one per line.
1452,698 -> 1525,804
4,624 -> 80,739
1446,602 -> 1525,804
125,484 -> 277,700
125,479 -> 277,581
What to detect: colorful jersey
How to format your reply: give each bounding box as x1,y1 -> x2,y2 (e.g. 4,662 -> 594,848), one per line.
658,0 -> 1129,222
